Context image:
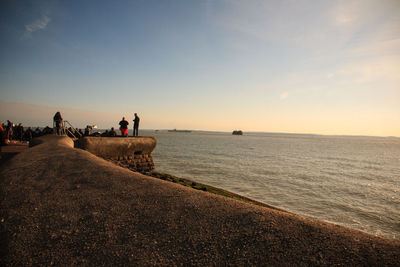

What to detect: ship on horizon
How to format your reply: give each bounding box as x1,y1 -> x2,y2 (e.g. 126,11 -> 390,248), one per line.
168,129 -> 192,133
232,130 -> 243,135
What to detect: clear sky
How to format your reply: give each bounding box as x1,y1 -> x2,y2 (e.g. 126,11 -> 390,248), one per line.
1,0 -> 399,136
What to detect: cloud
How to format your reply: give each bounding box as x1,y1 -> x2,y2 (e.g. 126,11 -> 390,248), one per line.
280,92 -> 289,100
327,73 -> 335,79
213,0 -> 400,54
336,55 -> 400,84
24,15 -> 51,38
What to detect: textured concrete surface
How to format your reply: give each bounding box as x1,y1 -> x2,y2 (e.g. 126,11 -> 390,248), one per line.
0,136 -> 399,266
77,136 -> 157,172
0,143 -> 29,164
77,136 -> 157,158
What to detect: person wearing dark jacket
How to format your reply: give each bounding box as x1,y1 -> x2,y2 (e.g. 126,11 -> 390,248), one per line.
16,123 -> 24,141
23,127 -> 33,142
53,111 -> 63,135
84,126 -> 91,136
119,117 -> 129,137
0,123 -> 5,145
133,113 -> 140,137
109,127 -> 117,137
6,120 -> 13,140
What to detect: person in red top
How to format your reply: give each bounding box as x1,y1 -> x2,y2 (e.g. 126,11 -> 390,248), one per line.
119,117 -> 129,137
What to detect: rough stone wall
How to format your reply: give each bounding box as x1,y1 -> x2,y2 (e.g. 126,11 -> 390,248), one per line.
108,153 -> 155,173
77,137 -> 157,172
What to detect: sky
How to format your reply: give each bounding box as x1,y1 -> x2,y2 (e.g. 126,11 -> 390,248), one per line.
0,0 -> 399,136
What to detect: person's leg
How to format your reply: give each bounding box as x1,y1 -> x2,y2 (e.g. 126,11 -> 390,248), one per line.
57,123 -> 62,135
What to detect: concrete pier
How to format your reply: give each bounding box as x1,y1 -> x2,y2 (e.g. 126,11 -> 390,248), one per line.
77,136 -> 157,172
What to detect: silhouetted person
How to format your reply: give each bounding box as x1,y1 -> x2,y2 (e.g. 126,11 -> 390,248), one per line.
119,117 -> 129,137
53,111 -> 63,135
67,127 -> 74,137
34,127 -> 41,137
101,130 -> 109,137
84,126 -> 90,136
12,124 -> 17,140
0,123 -> 5,145
23,127 -> 33,142
109,127 -> 117,137
16,123 -> 24,141
133,113 -> 140,137
43,126 -> 53,135
6,120 -> 13,140
74,128 -> 80,137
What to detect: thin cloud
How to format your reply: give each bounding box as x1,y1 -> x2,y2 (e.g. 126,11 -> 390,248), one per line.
24,16 -> 51,38
214,0 -> 400,53
280,92 -> 289,100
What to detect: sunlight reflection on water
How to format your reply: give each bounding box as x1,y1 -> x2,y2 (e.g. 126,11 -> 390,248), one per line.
145,131 -> 400,240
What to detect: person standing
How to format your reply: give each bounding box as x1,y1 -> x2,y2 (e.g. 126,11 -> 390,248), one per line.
16,123 -> 24,141
0,122 -> 5,145
23,127 -> 33,142
6,120 -> 13,140
53,111 -> 63,135
84,126 -> 91,136
119,117 -> 129,137
133,113 -> 140,137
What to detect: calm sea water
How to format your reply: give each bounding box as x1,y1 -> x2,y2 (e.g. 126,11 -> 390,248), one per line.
143,130 -> 400,240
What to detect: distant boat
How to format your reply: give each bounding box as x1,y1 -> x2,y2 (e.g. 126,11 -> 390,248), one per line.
168,129 -> 192,133
232,130 -> 243,135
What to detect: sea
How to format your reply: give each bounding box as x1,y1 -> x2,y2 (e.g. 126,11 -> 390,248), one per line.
140,130 -> 400,241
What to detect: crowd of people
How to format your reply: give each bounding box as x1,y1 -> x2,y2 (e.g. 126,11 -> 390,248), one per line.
0,112 -> 141,145
53,112 -> 122,138
0,120 -> 53,145
60,112 -> 140,138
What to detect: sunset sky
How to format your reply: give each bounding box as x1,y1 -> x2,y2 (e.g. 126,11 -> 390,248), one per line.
1,0 -> 399,136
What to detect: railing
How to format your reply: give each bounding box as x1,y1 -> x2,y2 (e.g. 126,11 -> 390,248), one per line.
63,120 -> 83,139
53,120 -> 82,139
